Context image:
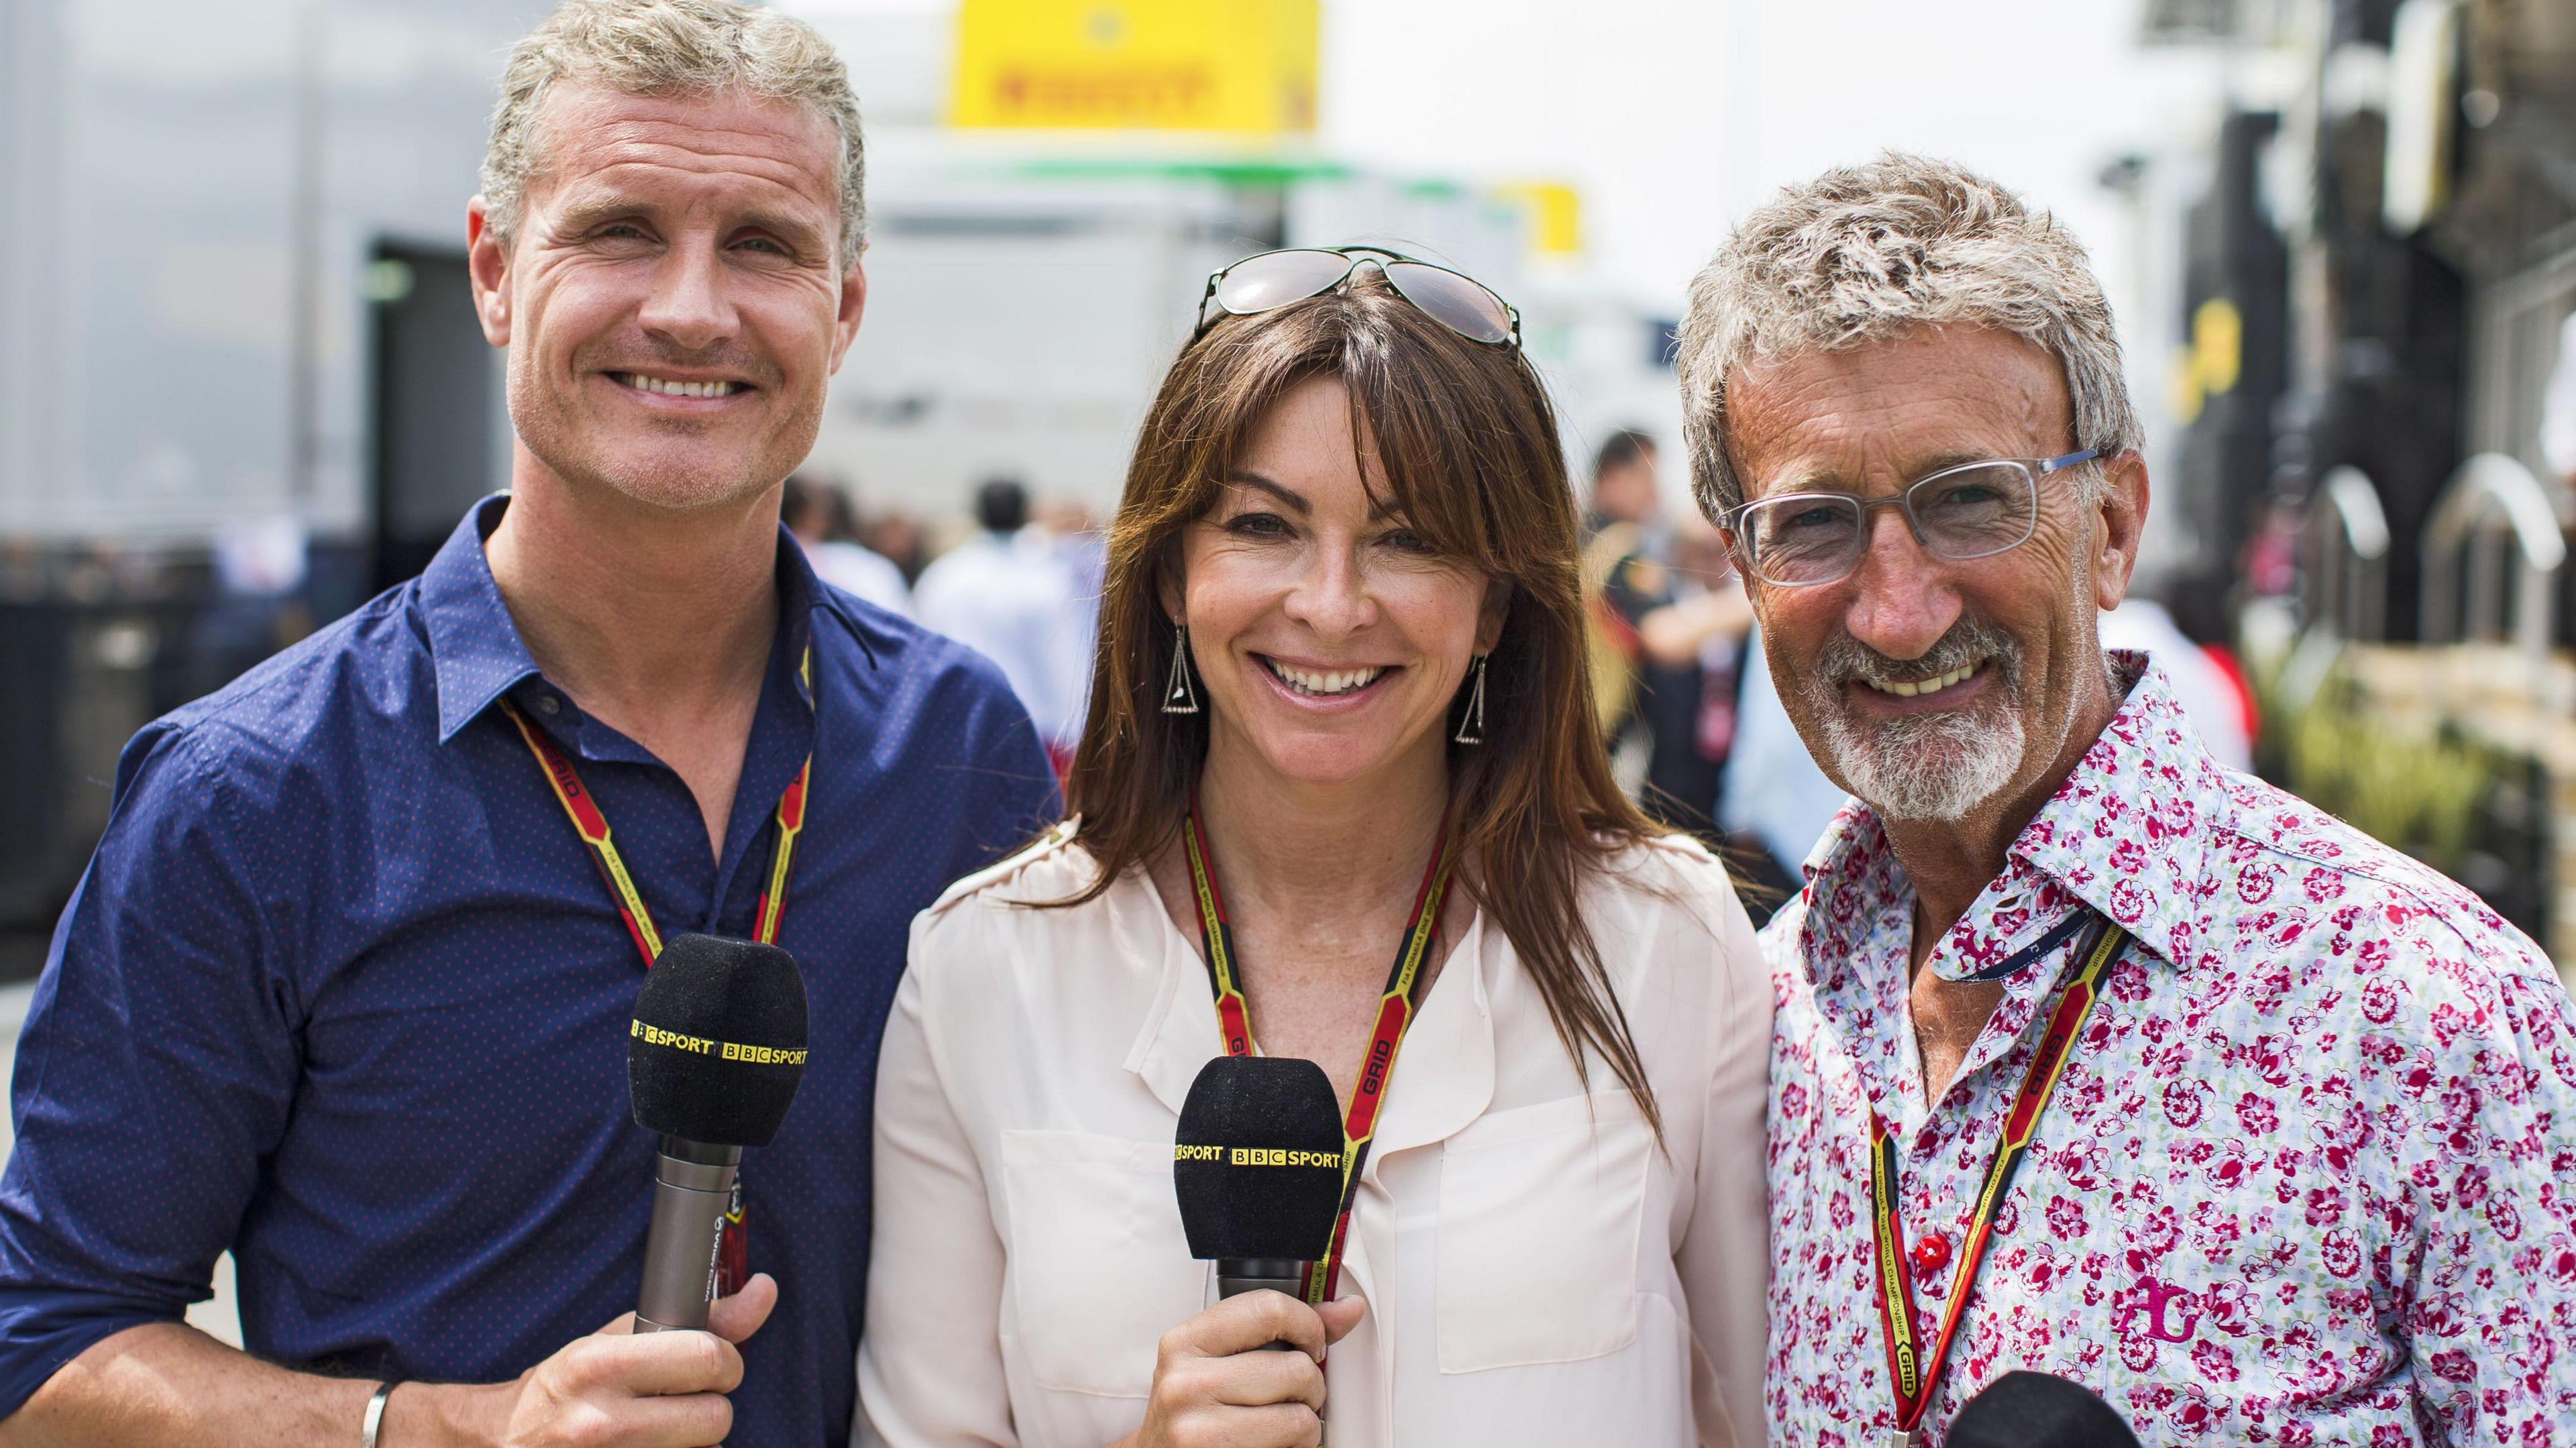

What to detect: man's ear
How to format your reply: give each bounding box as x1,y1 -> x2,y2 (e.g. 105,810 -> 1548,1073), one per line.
826,247 -> 868,376
2090,449 -> 2151,612
466,196 -> 513,348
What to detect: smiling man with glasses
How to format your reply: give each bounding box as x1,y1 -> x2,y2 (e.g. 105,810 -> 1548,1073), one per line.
1678,154 -> 2576,1447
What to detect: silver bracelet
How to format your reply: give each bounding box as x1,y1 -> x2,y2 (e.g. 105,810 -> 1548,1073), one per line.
360,1380 -> 398,1448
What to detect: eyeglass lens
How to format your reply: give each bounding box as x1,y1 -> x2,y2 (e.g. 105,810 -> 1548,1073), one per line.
1382,262 -> 1515,344
1212,250 -> 1358,315
1740,461 -> 2038,585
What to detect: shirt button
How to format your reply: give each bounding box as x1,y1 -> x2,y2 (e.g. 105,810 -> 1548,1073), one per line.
537,695 -> 560,716
1911,1232 -> 1951,1277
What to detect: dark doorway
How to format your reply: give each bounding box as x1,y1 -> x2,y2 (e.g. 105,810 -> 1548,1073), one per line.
369,244 -> 504,591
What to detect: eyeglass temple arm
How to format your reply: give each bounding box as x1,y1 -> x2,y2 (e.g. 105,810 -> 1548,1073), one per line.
1189,271 -> 1224,336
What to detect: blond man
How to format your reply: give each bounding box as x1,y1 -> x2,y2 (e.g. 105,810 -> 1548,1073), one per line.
0,4 -> 1055,1445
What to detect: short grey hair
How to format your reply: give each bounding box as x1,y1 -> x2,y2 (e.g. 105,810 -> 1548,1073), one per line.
481,0 -> 866,266
1675,152 -> 2139,516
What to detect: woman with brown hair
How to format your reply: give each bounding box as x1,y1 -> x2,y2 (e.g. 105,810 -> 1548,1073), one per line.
856,249 -> 1768,1448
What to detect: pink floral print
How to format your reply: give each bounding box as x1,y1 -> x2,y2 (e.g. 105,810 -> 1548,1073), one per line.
1764,655 -> 2576,1446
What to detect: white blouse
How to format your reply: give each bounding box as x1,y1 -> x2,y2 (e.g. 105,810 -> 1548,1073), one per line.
856,824 -> 1772,1448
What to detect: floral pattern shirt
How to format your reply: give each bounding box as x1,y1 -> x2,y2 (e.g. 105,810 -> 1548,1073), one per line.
1764,654 -> 2576,1446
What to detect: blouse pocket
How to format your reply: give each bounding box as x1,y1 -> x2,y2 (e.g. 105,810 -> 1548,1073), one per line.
998,1129 -> 1208,1398
1435,1092 -> 1652,1373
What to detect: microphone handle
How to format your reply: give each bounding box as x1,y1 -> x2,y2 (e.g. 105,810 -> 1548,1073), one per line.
1216,1259 -> 1309,1351
635,1137 -> 744,1333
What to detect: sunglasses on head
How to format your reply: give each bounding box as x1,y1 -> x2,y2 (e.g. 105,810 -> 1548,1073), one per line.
1191,245 -> 1523,349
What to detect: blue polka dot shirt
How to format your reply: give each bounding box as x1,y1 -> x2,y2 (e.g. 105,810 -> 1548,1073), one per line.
0,496 -> 1061,1445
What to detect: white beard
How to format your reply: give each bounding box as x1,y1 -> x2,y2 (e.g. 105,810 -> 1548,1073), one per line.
1822,704 -> 2027,822
1807,562 -> 2099,823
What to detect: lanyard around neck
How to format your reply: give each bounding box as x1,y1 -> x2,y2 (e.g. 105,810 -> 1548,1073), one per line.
496,650 -> 813,967
1181,799 -> 1454,1306
1867,911 -> 2129,1444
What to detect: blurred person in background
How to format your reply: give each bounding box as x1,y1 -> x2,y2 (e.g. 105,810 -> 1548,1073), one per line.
913,478 -> 1092,773
2236,494 -> 2302,601
1680,152 -> 2576,1445
1585,427 -> 1667,547
0,5 -> 1055,1447
187,517 -> 318,700
1578,428 -> 1668,769
1633,516 -> 1755,838
861,249 -> 1770,1448
863,510 -> 929,586
2096,589 -> 2251,771
1037,498 -> 1109,609
784,472 -> 912,616
1038,498 -> 1108,750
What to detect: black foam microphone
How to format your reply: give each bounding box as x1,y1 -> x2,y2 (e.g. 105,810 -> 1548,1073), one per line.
627,934 -> 808,1333
1173,1056 -> 1347,1309
1948,1370 -> 2142,1448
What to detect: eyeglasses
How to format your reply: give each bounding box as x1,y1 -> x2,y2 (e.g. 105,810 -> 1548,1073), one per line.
1720,451 -> 2099,588
1192,246 -> 1523,349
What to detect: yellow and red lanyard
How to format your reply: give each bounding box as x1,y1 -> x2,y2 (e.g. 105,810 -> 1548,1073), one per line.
1868,913 -> 2128,1447
1181,802 -> 1453,1306
494,662 -> 813,1294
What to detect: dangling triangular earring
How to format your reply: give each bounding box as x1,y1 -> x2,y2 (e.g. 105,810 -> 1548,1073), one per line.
1163,622 -> 1201,714
1453,653 -> 1488,744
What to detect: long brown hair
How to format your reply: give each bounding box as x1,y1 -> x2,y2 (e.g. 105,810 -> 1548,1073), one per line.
1058,266 -> 1668,1129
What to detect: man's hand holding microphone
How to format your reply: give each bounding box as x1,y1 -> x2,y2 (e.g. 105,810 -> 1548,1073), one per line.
397,934 -> 804,1448
451,933 -> 815,1447
0,937 -> 804,1448
378,1275 -> 776,1448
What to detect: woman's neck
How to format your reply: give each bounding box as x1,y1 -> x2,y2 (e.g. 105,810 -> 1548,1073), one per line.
1193,726 -> 1450,920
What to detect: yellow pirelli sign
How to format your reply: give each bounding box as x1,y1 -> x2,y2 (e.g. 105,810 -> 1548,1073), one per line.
951,0 -> 1320,133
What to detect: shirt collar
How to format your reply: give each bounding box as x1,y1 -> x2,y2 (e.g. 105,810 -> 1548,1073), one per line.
1800,650 -> 2229,976
772,523 -> 822,706
421,496 -> 541,744
1999,650 -> 2230,972
420,492 -> 860,744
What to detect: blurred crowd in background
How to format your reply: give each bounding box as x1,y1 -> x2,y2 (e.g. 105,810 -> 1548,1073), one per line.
6,0 -> 2576,989
782,472 -> 1104,774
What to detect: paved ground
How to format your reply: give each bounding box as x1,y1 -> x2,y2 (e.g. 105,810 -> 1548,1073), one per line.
0,981 -> 241,1348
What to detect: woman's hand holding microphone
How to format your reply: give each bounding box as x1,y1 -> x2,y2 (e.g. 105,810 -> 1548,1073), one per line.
1114,1292 -> 1365,1448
